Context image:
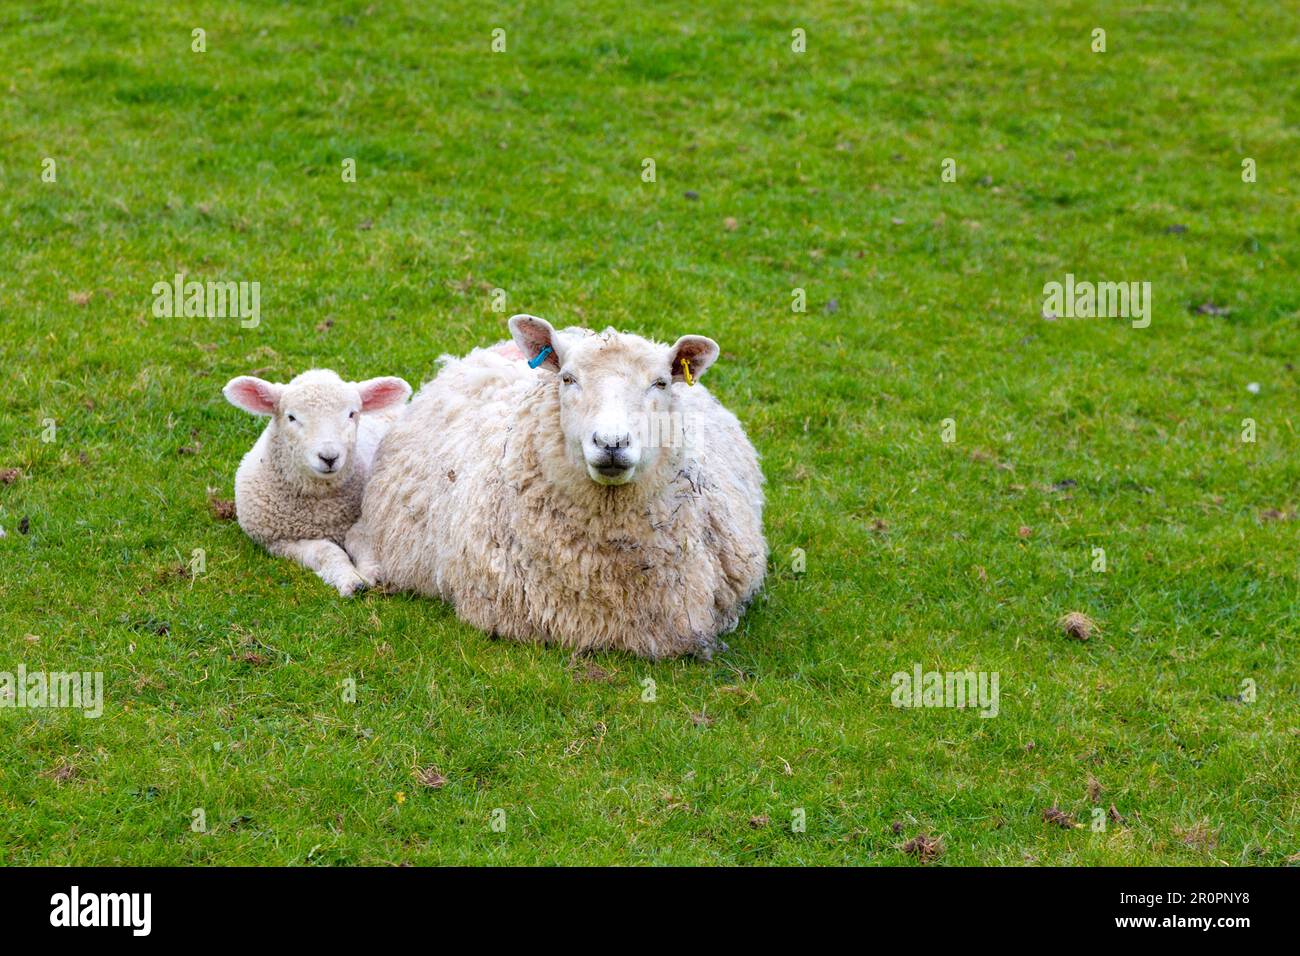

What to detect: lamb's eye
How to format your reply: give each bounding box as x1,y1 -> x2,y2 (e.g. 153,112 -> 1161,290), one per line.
349,410 -> 357,420
561,373 -> 576,386
652,379 -> 669,390
287,414 -> 297,423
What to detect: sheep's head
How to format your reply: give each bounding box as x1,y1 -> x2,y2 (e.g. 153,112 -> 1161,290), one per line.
223,369 -> 410,483
509,314 -> 719,487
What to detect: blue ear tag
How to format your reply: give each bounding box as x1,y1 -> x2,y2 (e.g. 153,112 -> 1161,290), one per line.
528,346 -> 553,369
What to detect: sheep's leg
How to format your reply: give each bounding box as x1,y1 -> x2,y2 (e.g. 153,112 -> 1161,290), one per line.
343,522 -> 382,585
268,538 -> 368,597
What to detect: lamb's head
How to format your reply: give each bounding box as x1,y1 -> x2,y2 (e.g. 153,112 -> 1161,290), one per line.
509,314 -> 719,487
223,369 -> 410,483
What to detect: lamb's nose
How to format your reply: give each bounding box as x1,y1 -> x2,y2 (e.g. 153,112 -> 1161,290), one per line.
318,452 -> 338,468
593,431 -> 631,450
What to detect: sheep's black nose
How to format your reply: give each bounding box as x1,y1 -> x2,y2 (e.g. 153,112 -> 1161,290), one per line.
593,431 -> 631,450
319,453 -> 338,467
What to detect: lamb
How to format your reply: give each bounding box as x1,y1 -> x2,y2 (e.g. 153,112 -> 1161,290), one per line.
346,315 -> 767,659
223,369 -> 411,596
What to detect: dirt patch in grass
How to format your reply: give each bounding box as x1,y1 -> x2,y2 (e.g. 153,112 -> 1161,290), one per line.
902,833 -> 944,862
568,655 -> 616,683
414,767 -> 447,789
1043,807 -> 1080,829
209,496 -> 237,521
1059,611 -> 1095,641
1176,822 -> 1219,850
1087,776 -> 1102,802
40,760 -> 80,784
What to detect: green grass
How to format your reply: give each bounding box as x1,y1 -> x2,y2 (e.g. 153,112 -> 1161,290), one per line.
1,0 -> 1297,865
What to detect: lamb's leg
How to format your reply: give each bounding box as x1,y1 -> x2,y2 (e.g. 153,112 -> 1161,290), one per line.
268,538 -> 368,597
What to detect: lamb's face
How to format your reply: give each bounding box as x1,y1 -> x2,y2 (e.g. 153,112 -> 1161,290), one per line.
224,370 -> 412,486
275,376 -> 364,482
508,315 -> 721,489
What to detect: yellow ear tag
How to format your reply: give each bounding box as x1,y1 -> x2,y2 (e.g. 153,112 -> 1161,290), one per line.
682,358 -> 694,386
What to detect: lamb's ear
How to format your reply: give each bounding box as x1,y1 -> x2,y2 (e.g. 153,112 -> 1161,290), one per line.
357,376 -> 412,412
668,335 -> 720,383
508,314 -> 561,371
223,376 -> 282,415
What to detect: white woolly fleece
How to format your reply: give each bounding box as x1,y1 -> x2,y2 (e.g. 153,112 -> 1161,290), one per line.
348,328 -> 767,659
231,371 -> 397,545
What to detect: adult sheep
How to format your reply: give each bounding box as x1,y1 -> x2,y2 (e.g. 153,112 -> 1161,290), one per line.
346,315 -> 767,659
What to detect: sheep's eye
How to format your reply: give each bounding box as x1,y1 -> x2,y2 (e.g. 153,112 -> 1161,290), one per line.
561,373 -> 576,386
349,410 -> 357,420
652,378 -> 669,390
287,414 -> 297,423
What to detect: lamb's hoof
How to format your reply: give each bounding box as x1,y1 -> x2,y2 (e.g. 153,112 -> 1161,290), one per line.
336,577 -> 369,598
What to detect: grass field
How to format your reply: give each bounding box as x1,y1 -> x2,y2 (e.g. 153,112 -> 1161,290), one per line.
1,0 -> 1297,865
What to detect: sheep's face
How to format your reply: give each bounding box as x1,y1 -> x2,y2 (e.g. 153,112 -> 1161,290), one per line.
509,316 -> 720,488
558,337 -> 670,485
224,370 -> 411,484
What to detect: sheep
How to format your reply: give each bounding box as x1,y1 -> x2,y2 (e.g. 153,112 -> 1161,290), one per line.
223,369 -> 411,596
346,315 -> 767,659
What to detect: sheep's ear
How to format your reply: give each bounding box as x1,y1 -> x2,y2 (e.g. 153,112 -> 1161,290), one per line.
223,376 -> 282,415
668,335 -> 720,383
358,376 -> 411,412
508,314 -> 561,371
